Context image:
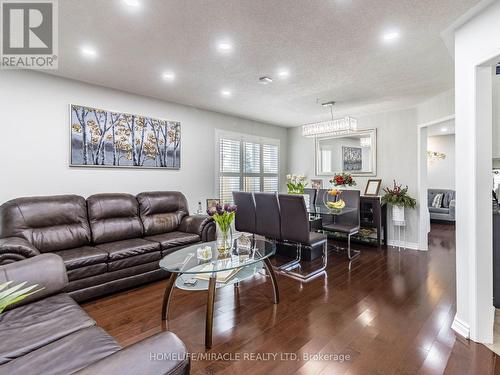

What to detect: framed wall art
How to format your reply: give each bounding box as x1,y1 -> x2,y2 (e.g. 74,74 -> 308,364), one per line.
70,104 -> 181,169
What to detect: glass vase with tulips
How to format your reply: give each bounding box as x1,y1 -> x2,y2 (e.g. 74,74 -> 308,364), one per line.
207,203 -> 237,256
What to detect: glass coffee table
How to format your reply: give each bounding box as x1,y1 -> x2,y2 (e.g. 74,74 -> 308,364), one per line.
159,238 -> 279,349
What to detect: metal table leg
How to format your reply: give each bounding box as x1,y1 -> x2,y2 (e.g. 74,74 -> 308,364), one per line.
205,275 -> 217,349
161,273 -> 179,321
263,257 -> 280,304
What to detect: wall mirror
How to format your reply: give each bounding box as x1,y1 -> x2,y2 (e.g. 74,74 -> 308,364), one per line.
315,129 -> 377,176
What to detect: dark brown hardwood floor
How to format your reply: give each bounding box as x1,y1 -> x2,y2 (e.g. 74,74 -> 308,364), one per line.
83,224 -> 500,374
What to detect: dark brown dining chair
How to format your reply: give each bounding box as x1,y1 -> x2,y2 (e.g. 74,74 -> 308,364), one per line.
303,188 -> 318,207
254,192 -> 281,241
321,189 -> 360,260
232,191 -> 256,234
278,194 -> 328,280
253,192 -> 297,275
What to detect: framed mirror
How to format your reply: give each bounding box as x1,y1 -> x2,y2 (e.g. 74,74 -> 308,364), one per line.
315,129 -> 377,176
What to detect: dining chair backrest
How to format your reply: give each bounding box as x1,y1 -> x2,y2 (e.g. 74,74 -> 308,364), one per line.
254,192 -> 281,240
303,188 -> 318,206
335,190 -> 361,227
232,191 -> 256,234
278,194 -> 309,244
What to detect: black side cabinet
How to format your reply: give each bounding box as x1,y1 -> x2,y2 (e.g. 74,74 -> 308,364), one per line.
358,196 -> 387,247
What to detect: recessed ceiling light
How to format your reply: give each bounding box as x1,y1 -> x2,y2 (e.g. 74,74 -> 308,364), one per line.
220,89 -> 232,98
321,101 -> 336,107
80,46 -> 97,58
217,41 -> 233,53
277,69 -> 290,79
162,72 -> 176,81
382,30 -> 400,43
259,76 -> 273,84
123,0 -> 140,7
441,127 -> 448,132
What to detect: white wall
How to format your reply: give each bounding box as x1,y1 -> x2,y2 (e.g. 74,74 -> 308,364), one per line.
416,89 -> 455,125
427,135 -> 455,190
453,0 -> 500,343
493,74 -> 500,159
287,107 -> 419,247
0,70 -> 288,210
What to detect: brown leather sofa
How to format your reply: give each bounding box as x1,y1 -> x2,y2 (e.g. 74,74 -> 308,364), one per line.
0,191 -> 215,302
0,254 -> 189,375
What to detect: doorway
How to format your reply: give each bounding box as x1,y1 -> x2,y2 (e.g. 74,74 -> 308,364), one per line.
417,115 -> 455,251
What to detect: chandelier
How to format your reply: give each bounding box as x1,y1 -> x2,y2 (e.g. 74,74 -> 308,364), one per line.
302,102 -> 357,137
427,151 -> 446,162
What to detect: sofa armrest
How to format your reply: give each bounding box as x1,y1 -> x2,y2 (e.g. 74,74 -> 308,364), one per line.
449,199 -> 456,218
0,254 -> 68,307
179,215 -> 215,242
0,237 -> 40,265
74,331 -> 189,375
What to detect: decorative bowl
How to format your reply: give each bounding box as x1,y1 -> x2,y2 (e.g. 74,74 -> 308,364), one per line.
326,199 -> 345,210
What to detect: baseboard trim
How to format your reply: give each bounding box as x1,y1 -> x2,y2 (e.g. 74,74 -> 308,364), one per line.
451,315 -> 470,339
387,240 -> 420,250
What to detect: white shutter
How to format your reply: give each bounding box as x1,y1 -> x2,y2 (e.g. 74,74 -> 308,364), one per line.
218,133 -> 279,203
220,139 -> 240,173
263,144 -> 278,174
263,177 -> 278,192
220,176 -> 240,204
243,142 -> 261,173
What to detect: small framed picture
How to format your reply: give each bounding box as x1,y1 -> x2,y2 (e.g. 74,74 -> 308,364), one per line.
206,199 -> 221,210
364,179 -> 382,196
310,179 -> 323,189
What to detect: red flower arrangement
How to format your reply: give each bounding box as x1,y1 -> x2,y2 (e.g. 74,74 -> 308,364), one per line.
330,173 -> 356,187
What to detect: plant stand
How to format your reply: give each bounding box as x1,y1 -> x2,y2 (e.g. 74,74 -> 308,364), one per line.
393,220 -> 406,251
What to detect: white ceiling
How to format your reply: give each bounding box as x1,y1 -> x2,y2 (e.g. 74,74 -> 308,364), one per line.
49,0 -> 480,127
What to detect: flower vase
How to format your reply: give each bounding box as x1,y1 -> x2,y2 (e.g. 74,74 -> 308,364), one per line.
392,205 -> 405,223
216,223 -> 233,257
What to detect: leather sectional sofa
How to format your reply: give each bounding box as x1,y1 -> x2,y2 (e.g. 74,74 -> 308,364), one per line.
0,191 -> 215,302
0,254 -> 189,375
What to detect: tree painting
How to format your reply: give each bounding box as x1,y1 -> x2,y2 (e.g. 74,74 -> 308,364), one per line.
70,104 -> 181,169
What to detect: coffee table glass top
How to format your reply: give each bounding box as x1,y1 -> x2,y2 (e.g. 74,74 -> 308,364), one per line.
159,238 -> 275,275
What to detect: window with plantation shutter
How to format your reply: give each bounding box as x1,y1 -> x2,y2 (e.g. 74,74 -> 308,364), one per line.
217,131 -> 279,203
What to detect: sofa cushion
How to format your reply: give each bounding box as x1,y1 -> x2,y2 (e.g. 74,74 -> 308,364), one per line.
442,191 -> 455,208
96,238 -> 160,261
54,246 -> 108,270
0,195 -> 92,252
431,193 -> 444,208
107,252 -> 161,272
0,326 -> 120,375
0,293 -> 95,365
137,192 -> 189,236
66,264 -> 108,282
73,331 -> 188,375
87,193 -> 144,244
145,231 -> 200,250
65,261 -> 164,293
0,254 -> 68,307
429,207 -> 449,214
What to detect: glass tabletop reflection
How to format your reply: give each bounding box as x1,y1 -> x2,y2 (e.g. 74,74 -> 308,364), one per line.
159,238 -> 276,275
307,205 -> 357,216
